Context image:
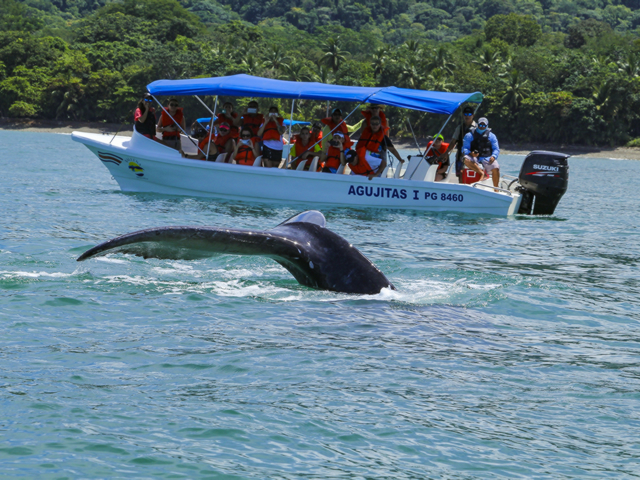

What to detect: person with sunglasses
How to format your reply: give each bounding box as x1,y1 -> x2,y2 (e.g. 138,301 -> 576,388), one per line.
157,98 -> 186,150
351,116 -> 404,180
361,104 -> 389,135
446,105 -> 477,181
232,126 -> 258,166
462,117 -> 501,188
257,106 -> 285,168
214,101 -> 241,138
134,94 -> 157,139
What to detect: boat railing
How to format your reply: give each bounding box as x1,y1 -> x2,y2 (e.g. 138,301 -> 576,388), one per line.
472,183 -> 513,196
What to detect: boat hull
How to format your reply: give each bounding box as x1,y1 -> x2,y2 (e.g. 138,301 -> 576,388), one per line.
72,131 -> 521,215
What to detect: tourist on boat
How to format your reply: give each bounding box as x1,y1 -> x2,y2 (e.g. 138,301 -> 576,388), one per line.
446,106 -> 477,181
351,116 -> 403,180
156,98 -> 186,150
240,100 -> 264,157
310,122 -> 324,149
232,127 -> 258,166
134,94 -> 157,140
462,117 -> 500,187
214,101 -> 240,138
319,131 -> 350,173
320,108 -> 350,142
361,104 -> 389,134
214,122 -> 236,162
289,126 -> 322,170
257,106 -> 285,168
425,134 -> 450,181
180,129 -> 218,161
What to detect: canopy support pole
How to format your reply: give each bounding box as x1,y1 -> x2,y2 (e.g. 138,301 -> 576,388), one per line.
410,113 -> 453,180
206,96 -> 218,160
284,99 -> 296,168
151,94 -> 207,158
406,117 -> 422,156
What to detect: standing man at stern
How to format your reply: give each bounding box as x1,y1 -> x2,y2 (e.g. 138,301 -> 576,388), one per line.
446,105 -> 477,182
462,117 -> 500,188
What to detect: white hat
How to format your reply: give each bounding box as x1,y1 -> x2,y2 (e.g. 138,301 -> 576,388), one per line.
478,117 -> 489,125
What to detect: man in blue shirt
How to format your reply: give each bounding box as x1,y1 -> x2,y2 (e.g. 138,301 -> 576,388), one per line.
462,117 -> 500,188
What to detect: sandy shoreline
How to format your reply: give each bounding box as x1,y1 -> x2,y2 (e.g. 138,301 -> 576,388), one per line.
3,118 -> 639,160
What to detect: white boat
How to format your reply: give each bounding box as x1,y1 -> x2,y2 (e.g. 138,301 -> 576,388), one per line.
72,75 -> 569,216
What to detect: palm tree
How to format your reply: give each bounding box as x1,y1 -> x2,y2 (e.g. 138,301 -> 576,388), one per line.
472,49 -> 501,73
399,58 -> 424,89
617,53 -> 640,78
427,68 -> 454,92
501,70 -> 530,112
403,40 -> 422,55
371,46 -> 391,77
239,53 -> 261,75
280,59 -> 314,82
263,44 -> 289,73
311,64 -> 332,84
426,45 -> 455,75
321,37 -> 348,73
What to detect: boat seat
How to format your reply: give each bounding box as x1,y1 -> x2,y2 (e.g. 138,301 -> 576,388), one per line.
380,165 -> 389,178
308,156 -> 319,172
424,164 -> 438,182
403,155 -> 422,179
336,164 -> 345,175
253,155 -> 263,167
295,159 -> 307,171
410,157 -> 430,181
215,153 -> 226,163
393,164 -> 402,179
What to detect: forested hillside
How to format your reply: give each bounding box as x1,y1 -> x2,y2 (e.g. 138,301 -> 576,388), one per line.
3,0 -> 640,145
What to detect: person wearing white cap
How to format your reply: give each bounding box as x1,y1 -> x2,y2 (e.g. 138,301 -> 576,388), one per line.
462,116 -> 501,188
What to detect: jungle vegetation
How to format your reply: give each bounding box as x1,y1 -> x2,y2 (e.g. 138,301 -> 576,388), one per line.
3,0 -> 640,145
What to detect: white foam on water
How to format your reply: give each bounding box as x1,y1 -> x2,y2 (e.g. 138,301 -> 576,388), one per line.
95,257 -> 129,265
0,270 -> 74,279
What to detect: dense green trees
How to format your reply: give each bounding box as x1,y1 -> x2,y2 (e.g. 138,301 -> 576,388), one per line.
2,0 -> 640,145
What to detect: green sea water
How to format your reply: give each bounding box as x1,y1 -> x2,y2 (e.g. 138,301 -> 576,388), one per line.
1,130 -> 639,478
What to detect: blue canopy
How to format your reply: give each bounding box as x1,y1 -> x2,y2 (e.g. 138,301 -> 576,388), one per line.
148,74 -> 482,115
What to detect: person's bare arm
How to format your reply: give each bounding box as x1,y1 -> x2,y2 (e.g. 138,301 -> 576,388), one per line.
370,157 -> 387,180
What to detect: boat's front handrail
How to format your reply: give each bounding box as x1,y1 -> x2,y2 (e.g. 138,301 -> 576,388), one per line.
472,183 -> 513,196
501,174 -> 518,180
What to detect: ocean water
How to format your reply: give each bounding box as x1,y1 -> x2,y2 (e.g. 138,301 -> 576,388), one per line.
1,130 -> 639,479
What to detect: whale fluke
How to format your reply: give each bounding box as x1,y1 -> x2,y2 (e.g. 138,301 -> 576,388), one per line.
77,211 -> 394,294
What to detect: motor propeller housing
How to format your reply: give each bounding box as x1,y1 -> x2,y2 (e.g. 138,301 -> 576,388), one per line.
517,151 -> 570,215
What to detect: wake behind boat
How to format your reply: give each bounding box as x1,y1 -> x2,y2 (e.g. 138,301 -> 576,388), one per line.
71,75 -> 569,216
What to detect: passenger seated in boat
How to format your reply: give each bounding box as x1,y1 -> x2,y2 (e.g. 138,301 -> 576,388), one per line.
214,101 -> 241,138
319,131 -> 350,173
310,122 -> 323,149
240,100 -> 264,157
289,126 -> 322,170
257,106 -> 285,168
157,98 -> 186,150
232,127 -> 258,166
361,104 -> 389,134
134,94 -> 157,140
425,134 -> 450,181
321,108 -> 350,142
214,122 -> 236,162
351,116 -> 403,180
180,129 -> 218,161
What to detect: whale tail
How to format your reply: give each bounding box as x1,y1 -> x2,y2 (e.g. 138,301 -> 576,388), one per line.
77,210 -> 394,294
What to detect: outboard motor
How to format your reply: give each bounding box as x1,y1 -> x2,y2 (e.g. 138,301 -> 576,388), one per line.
517,151 -> 569,215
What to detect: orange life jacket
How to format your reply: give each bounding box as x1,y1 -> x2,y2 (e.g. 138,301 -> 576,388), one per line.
310,130 -> 323,149
214,132 -> 233,152
262,117 -> 284,141
235,143 -> 255,166
356,126 -> 386,156
361,110 -> 389,134
321,117 -> 349,136
216,112 -> 239,138
160,107 -> 184,138
198,134 -> 216,158
290,135 -> 315,169
241,113 -> 264,136
322,145 -> 343,171
425,141 -> 450,158
349,154 -> 376,176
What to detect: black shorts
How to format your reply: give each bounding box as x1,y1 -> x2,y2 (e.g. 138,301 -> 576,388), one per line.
262,145 -> 283,163
163,137 -> 181,150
